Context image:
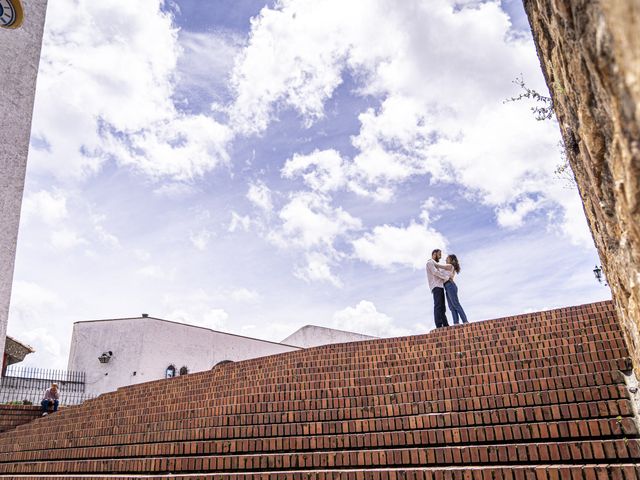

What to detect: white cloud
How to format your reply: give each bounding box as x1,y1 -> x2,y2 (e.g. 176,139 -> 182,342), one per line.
189,229 -> 213,251
496,196 -> 543,229
17,328 -> 62,360
353,222 -> 446,270
9,281 -> 65,318
22,190 -> 68,225
269,191 -> 361,250
30,0 -> 231,180
153,182 -> 197,198
136,265 -> 173,280
228,211 -> 251,232
162,290 -> 229,330
50,229 -> 87,250
175,30 -> 243,107
332,300 -> 409,337
7,282 -> 67,366
282,149 -> 347,193
228,0 -> 578,241
294,252 -> 343,287
267,191 -> 361,285
352,200 -> 447,270
91,214 -> 120,248
133,249 -> 151,262
229,288 -> 261,303
247,181 -> 274,212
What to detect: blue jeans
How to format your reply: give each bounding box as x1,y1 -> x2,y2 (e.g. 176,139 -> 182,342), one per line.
41,399 -> 58,413
444,281 -> 468,324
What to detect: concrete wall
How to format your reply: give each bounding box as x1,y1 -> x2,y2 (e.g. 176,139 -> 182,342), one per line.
68,317 -> 301,396
0,0 -> 48,371
281,325 -> 377,348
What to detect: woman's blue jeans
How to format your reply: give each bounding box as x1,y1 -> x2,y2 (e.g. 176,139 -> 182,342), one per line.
444,280 -> 468,324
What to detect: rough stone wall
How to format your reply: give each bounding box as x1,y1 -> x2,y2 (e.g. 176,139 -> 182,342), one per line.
0,0 -> 48,364
523,1 -> 640,367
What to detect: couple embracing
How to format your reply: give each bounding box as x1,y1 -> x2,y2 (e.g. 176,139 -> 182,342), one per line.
426,248 -> 468,328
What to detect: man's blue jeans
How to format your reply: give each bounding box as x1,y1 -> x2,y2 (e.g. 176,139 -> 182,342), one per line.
41,399 -> 58,413
444,280 -> 468,324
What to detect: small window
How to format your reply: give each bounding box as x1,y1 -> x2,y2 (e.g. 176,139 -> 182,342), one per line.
212,360 -> 234,369
165,365 -> 176,378
179,366 -> 188,376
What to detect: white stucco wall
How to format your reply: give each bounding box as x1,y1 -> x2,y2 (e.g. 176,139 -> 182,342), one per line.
0,0 -> 48,368
68,317 -> 301,396
281,325 -> 377,348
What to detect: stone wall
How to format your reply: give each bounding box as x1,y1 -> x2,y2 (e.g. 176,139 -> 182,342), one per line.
0,0 -> 48,366
523,1 -> 640,369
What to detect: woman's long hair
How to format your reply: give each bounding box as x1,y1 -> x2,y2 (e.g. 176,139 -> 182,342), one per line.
446,254 -> 461,274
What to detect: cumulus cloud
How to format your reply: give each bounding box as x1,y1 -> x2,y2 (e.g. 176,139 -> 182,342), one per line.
352,200 -> 448,270
30,0 -> 231,180
162,290 -> 229,330
247,181 -> 274,213
294,252 -> 343,287
332,300 -> 409,337
22,190 -> 68,225
174,30 -> 243,110
50,229 -> 87,250
267,191 -> 361,285
269,192 -> 361,249
228,212 -> 251,232
228,0 -> 574,240
496,196 -> 543,229
189,229 -> 213,251
7,282 -> 67,366
282,149 -> 347,193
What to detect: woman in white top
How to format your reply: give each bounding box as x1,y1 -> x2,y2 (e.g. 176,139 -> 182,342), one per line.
436,254 -> 469,325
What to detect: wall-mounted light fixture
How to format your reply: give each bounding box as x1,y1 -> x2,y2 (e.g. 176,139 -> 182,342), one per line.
98,351 -> 113,364
593,265 -> 608,285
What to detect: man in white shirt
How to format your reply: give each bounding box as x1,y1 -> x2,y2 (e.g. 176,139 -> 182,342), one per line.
426,249 -> 451,328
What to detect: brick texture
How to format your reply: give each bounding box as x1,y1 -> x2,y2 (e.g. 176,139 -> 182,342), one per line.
0,300 -> 637,479
0,405 -> 40,433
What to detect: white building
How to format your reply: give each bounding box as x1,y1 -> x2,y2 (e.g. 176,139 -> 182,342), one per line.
281,325 -> 377,348
68,314 -> 375,396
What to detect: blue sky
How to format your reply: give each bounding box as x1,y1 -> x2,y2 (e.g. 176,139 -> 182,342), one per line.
11,0 -> 609,369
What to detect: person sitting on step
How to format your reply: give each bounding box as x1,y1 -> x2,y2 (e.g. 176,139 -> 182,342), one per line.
40,383 -> 59,416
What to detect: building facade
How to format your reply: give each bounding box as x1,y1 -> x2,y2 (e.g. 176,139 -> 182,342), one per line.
68,315 -> 375,397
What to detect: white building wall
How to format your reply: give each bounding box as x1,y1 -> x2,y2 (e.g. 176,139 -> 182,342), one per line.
68,317 -> 300,397
0,0 -> 48,369
281,325 -> 377,348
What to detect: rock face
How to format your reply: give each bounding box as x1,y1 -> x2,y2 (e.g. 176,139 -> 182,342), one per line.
523,1 -> 640,369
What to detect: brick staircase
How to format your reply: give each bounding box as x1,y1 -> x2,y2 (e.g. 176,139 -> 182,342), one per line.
0,300 -> 638,479
0,406 -> 40,434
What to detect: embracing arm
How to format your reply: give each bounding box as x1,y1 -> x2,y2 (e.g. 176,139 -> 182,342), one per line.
427,261 -> 450,281
435,264 -> 454,271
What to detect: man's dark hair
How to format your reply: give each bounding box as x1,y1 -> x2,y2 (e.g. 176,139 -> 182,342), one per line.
431,249 -> 441,256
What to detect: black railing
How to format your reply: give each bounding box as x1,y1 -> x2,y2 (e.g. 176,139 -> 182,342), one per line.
1,366 -> 85,393
0,366 -> 91,405
0,389 -> 93,406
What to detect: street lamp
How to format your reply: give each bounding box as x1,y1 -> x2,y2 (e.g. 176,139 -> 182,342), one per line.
593,265 -> 602,283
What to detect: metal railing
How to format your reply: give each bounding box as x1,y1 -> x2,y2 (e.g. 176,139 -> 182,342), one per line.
1,366 -> 85,392
0,366 -> 91,406
0,389 -> 93,406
